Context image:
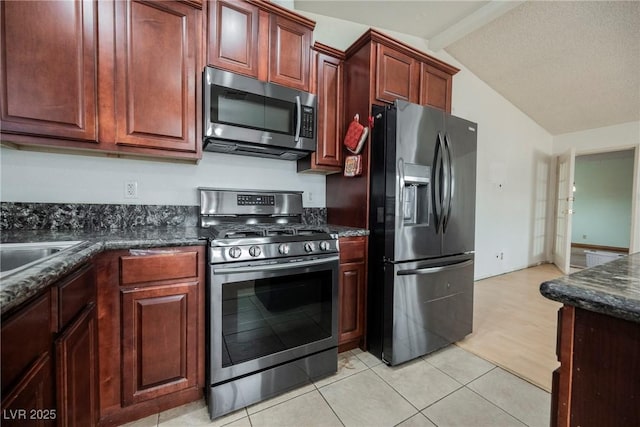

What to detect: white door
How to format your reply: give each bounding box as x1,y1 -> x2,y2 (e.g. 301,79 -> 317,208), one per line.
554,148 -> 576,274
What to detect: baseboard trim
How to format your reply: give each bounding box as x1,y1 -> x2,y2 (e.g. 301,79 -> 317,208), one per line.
571,243 -> 628,253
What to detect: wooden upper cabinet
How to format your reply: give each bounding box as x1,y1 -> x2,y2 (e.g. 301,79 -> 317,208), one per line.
208,0 -> 260,78
375,44 -> 419,104
314,50 -> 343,168
113,0 -> 199,153
0,0 -> 98,142
420,63 -> 453,112
206,0 -> 315,91
298,43 -> 344,174
268,14 -> 311,91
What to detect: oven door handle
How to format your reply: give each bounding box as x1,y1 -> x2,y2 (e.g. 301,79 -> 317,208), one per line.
213,256 -> 338,274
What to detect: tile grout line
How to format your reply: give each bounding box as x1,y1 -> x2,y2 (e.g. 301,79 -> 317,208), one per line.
463,384 -> 530,426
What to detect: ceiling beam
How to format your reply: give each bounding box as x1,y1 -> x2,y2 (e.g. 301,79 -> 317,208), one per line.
428,0 -> 525,52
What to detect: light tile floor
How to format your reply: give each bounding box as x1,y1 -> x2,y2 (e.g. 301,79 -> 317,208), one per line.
123,345 -> 550,427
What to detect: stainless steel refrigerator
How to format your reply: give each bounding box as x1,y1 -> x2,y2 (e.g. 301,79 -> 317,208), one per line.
368,100 -> 477,366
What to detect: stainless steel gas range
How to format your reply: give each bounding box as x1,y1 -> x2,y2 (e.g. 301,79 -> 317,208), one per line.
199,188 -> 339,419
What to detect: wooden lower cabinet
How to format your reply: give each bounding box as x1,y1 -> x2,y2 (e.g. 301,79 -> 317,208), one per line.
55,304 -> 98,427
1,263 -> 97,426
1,292 -> 55,427
120,282 -> 198,406
552,305 -> 640,426
1,354 -> 55,427
96,246 -> 205,426
338,236 -> 368,351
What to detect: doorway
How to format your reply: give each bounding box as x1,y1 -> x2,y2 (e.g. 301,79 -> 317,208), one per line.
569,149 -> 636,267
552,146 -> 638,273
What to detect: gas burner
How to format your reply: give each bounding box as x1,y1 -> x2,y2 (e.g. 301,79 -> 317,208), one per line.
199,188 -> 338,263
264,228 -> 296,237
295,227 -> 326,236
221,230 -> 265,239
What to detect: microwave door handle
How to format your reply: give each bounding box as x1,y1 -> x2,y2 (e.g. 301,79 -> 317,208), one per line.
294,95 -> 301,142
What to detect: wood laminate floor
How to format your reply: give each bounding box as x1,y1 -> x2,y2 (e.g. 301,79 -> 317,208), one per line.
457,264 -> 564,392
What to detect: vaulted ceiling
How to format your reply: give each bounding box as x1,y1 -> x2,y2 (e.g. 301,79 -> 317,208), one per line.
294,0 -> 640,135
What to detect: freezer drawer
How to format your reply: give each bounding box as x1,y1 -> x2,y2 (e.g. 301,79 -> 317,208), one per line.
385,255 -> 474,366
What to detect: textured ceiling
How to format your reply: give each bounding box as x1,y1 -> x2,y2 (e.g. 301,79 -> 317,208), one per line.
294,0 -> 489,40
294,1 -> 640,135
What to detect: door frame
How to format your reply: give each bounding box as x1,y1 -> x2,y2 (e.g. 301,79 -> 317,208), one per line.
553,148 -> 575,274
552,144 -> 640,268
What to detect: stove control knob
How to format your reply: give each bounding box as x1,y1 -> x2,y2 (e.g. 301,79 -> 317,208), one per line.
319,241 -> 330,251
304,242 -> 315,253
229,247 -> 242,258
249,246 -> 261,257
278,244 -> 290,255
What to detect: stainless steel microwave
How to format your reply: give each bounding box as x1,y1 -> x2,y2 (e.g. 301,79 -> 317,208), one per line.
203,67 -> 316,160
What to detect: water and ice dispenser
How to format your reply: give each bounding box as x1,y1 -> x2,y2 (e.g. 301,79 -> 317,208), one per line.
400,162 -> 431,225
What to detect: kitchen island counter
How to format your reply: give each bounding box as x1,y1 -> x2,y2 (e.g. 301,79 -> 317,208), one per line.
540,253 -> 640,426
540,252 -> 640,323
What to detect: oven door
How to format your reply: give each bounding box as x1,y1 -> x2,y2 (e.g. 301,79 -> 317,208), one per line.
209,254 -> 339,385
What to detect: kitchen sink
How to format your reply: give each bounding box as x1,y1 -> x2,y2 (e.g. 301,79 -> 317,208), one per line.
0,241 -> 83,278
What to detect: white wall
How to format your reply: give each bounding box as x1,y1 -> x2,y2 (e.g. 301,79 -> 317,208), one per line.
0,148 -> 326,207
553,121 -> 640,155
572,153 -> 635,248
298,11 -> 555,279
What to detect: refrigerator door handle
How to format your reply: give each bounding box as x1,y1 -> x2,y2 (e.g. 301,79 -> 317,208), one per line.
398,157 -> 405,225
432,133 -> 444,232
397,259 -> 473,276
443,133 -> 454,233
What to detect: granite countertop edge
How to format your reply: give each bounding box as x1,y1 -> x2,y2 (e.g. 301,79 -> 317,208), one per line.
540,281 -> 640,323
1,224 -> 368,315
539,252 -> 640,324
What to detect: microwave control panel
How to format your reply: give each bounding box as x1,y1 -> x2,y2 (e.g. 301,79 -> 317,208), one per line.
301,107 -> 315,138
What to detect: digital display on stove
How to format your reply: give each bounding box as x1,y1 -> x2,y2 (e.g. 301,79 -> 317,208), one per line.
237,194 -> 275,206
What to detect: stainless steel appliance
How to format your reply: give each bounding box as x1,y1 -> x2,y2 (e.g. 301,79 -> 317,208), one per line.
203,67 -> 316,160
199,188 -> 338,419
368,100 -> 477,366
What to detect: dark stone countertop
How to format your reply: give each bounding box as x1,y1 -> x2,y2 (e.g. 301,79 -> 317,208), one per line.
325,225 -> 370,238
540,252 -> 640,323
0,225 -> 368,315
0,227 -> 207,315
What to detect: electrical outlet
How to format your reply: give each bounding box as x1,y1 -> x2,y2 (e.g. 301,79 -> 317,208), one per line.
307,191 -> 313,202
124,181 -> 138,199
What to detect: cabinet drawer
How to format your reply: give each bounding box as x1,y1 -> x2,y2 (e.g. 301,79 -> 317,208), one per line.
339,237 -> 366,263
1,292 -> 52,392
54,264 -> 95,332
120,250 -> 198,285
